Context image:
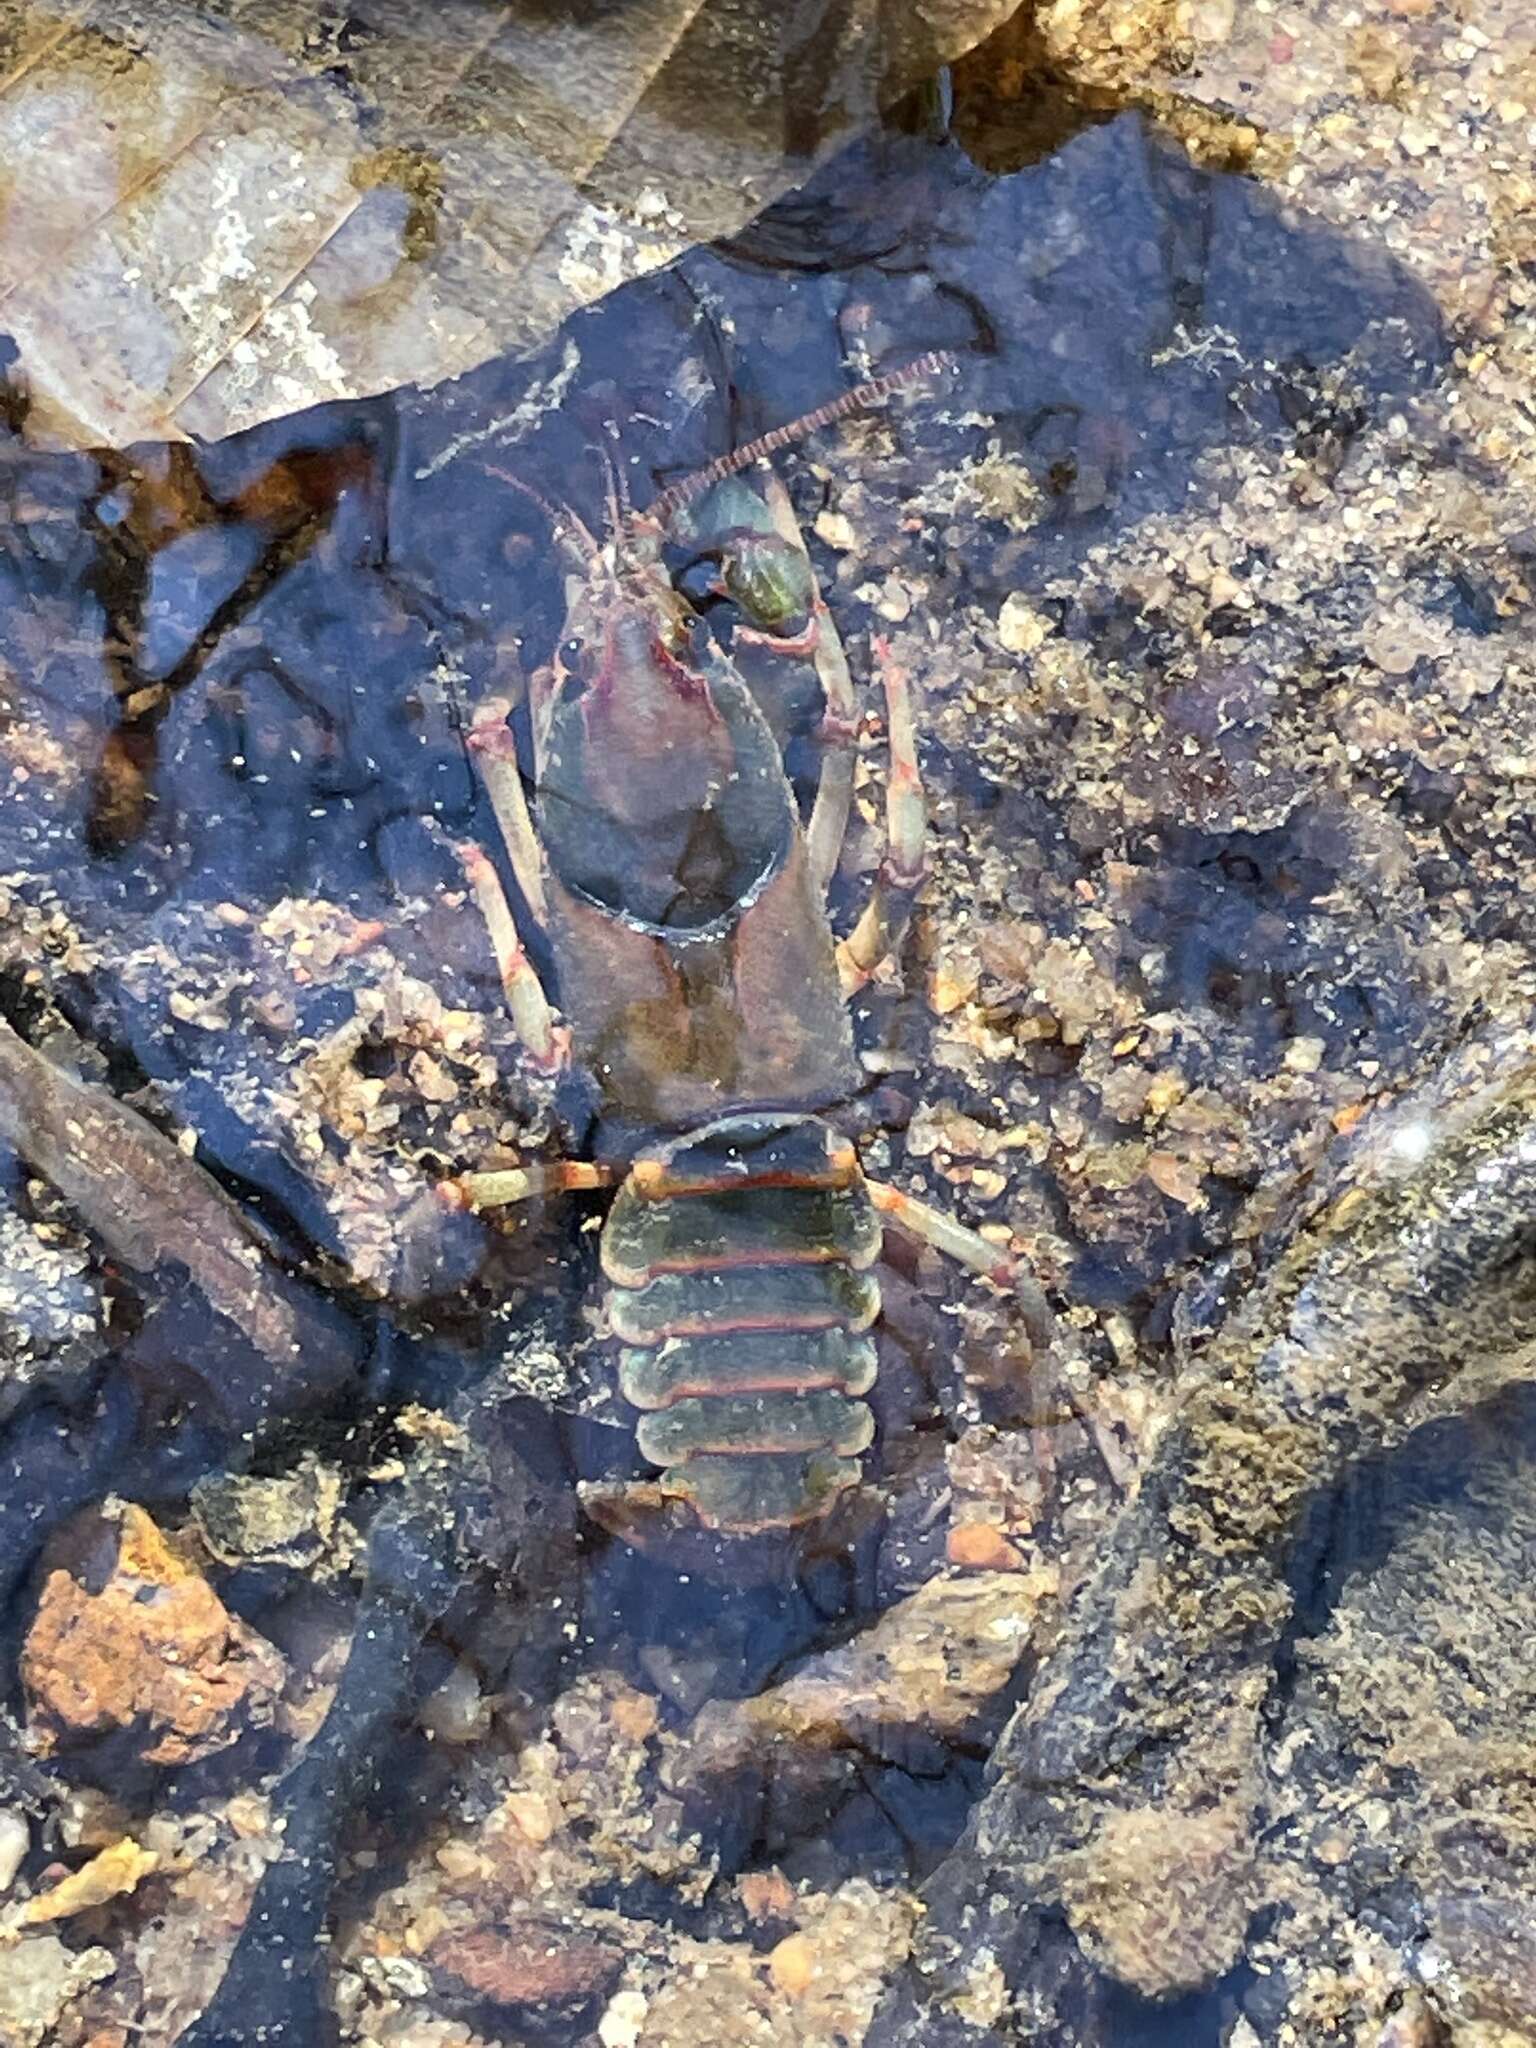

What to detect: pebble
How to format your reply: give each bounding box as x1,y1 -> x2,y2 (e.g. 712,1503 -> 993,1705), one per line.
997,592 -> 1050,653
814,508 -> 856,551
947,1523 -> 1026,1571
768,1931 -> 817,1996
0,1808 -> 28,1894
598,1988 -> 649,2048
418,1661 -> 492,1744
428,1919 -> 622,2012
22,1502 -> 286,1767
1283,1034 -> 1327,1074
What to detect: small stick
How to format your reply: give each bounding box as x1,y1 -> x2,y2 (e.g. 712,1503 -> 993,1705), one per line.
0,1016 -> 354,1426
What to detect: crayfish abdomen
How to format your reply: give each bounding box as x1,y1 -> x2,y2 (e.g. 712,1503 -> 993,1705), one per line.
598,1112 -> 883,1531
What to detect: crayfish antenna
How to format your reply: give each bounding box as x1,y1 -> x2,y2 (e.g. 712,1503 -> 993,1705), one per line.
597,427 -> 633,540
482,463 -> 602,571
647,349 -> 960,525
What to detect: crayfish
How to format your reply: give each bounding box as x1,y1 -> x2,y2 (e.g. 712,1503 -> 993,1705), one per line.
441,355 -> 1051,1540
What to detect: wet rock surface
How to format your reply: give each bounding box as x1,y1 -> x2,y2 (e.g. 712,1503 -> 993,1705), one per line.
1256,1404 -> 1536,2040
0,1936 -> 115,2048
876,1386 -> 1536,2046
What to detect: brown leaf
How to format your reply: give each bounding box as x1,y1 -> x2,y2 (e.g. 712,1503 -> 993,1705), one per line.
0,0 -> 1017,449
20,1837 -> 159,1924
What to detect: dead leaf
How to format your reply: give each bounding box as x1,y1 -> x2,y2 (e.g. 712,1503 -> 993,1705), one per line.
0,0 -> 1017,449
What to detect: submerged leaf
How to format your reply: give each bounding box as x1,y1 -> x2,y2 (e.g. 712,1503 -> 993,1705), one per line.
0,0 -> 1016,448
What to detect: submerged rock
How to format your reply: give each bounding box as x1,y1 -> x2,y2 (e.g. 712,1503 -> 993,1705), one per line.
0,1936 -> 114,2048
426,1915 -> 624,2018
22,1502 -> 286,1768
190,1455 -> 349,1575
680,1568 -> 1053,1780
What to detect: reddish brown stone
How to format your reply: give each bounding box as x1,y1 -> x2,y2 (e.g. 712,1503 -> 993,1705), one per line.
22,1503 -> 285,1766
427,1920 -> 623,2011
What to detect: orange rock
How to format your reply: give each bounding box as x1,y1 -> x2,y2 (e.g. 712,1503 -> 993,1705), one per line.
929,949 -> 980,1015
22,1503 -> 286,1766
768,1931 -> 817,1997
740,1869 -> 797,1922
946,1522 -> 1025,1571
501,1789 -> 559,1845
609,1688 -> 659,1744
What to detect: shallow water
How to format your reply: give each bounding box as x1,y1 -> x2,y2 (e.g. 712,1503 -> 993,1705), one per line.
1,5 -> 1534,2044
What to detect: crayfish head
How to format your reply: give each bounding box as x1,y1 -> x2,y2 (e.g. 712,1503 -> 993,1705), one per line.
541,578 -> 784,932
565,595 -> 732,833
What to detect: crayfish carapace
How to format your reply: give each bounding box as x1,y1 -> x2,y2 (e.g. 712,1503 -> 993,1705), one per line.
443,357 -> 1054,1540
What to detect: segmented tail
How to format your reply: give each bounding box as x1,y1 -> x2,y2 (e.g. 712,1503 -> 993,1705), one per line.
597,1113 -> 883,1533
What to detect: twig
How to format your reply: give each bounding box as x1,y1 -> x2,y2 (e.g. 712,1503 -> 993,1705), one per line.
0,1017 -> 354,1428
